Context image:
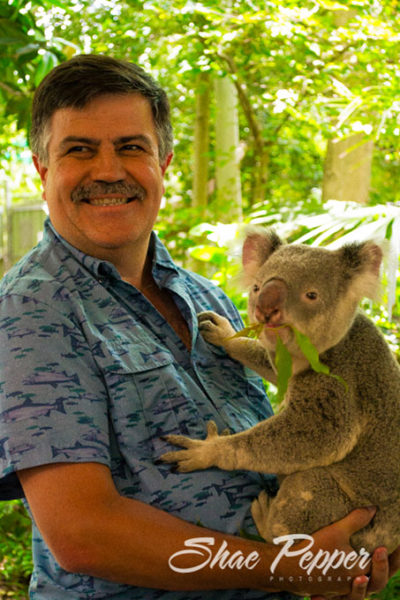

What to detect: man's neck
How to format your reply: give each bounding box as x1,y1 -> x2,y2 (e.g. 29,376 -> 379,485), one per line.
50,219 -> 153,289
114,240 -> 155,291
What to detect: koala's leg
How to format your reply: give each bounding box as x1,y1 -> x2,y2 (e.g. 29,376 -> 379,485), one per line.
251,467 -> 352,543
351,502 -> 400,555
198,311 -> 277,384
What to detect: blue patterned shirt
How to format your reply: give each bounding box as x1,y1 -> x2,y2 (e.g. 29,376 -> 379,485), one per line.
0,219 -> 292,600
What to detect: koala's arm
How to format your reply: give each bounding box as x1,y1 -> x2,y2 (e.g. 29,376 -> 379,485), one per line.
198,311 -> 277,384
162,376 -> 362,475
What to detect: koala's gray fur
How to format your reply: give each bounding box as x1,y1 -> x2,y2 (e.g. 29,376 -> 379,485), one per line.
161,228 -> 400,553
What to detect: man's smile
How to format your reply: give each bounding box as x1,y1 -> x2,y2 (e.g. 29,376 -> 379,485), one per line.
81,196 -> 137,206
71,181 -> 146,205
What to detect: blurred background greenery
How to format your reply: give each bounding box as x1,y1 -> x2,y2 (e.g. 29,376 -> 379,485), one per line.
0,0 -> 399,597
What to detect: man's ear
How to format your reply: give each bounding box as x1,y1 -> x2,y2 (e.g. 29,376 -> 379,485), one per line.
160,152 -> 173,176
32,154 -> 48,187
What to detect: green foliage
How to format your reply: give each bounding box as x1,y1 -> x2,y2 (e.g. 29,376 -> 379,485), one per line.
183,221 -> 249,316
369,570 -> 400,600
0,500 -> 31,599
0,0 -> 66,128
2,0 -> 400,208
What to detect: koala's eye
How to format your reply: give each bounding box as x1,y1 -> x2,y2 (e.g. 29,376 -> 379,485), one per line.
252,284 -> 260,293
305,291 -> 318,300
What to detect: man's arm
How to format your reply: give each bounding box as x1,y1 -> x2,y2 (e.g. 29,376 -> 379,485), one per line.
18,461 -> 378,596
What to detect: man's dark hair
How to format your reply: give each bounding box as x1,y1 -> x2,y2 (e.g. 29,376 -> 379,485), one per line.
30,54 -> 173,164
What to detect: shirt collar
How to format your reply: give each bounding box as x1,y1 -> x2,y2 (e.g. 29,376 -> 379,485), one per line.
44,218 -> 179,282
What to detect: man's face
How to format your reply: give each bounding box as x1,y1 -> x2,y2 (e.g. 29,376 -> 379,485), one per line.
33,93 -> 172,262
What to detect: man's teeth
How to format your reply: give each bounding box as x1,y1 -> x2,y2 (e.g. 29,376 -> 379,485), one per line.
87,197 -> 130,206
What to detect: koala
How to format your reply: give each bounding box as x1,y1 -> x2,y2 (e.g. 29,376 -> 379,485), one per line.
161,228 -> 400,553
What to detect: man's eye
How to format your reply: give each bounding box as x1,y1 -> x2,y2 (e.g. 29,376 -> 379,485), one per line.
121,144 -> 144,152
66,146 -> 91,154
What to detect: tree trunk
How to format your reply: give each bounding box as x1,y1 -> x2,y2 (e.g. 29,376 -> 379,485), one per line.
192,71 -> 211,219
323,134 -> 374,204
214,75 -> 242,222
323,8 -> 373,204
218,52 -> 269,208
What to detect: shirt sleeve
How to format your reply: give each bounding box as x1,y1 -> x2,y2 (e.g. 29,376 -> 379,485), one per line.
0,293 -> 111,500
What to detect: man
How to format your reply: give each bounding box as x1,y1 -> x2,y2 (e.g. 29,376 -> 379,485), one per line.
0,54 -> 396,599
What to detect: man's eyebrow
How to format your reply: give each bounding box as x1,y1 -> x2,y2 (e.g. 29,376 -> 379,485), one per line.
59,134 -> 154,148
59,136 -> 100,148
116,134 -> 153,147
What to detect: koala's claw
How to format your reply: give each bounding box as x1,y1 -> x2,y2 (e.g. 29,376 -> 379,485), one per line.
160,420 -> 220,472
251,490 -> 273,543
197,311 -> 221,332
197,311 -> 236,346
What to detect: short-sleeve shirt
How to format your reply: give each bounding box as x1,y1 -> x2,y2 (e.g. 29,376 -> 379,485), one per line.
0,219 -> 291,600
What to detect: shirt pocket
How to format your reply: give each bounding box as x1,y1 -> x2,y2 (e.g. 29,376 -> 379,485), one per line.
94,340 -> 197,461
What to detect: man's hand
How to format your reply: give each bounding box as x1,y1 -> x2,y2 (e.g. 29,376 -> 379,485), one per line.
310,515 -> 400,600
269,508 -> 376,597
371,545 -> 400,592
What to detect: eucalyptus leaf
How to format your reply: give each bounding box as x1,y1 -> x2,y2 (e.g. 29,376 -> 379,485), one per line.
229,322 -> 347,398
292,328 -> 330,375
293,327 -> 348,391
274,334 -> 292,403
227,323 -> 264,340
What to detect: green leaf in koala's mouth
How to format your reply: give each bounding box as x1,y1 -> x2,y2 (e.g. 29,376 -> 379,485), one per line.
274,328 -> 348,403
275,334 -> 293,403
230,322 -> 348,403
293,328 -> 348,392
226,323 -> 265,340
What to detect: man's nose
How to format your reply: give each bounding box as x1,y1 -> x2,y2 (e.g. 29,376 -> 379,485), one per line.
90,150 -> 126,182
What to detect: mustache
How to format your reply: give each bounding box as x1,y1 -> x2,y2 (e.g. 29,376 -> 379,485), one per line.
71,181 -> 146,203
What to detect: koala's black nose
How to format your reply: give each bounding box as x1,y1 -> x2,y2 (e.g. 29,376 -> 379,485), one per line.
255,279 -> 287,326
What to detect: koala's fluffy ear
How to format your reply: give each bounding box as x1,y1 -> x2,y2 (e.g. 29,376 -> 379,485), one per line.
338,241 -> 383,300
242,227 -> 283,280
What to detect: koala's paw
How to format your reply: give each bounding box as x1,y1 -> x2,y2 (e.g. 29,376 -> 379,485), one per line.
160,420 -> 221,472
197,311 -> 236,346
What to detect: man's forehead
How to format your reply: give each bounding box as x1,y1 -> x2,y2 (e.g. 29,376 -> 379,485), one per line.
51,94 -> 152,126
46,93 -> 158,148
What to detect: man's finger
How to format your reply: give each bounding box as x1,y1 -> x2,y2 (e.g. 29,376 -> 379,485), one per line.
349,575 -> 369,599
388,545 -> 400,578
367,547 -> 388,594
310,575 -> 369,600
